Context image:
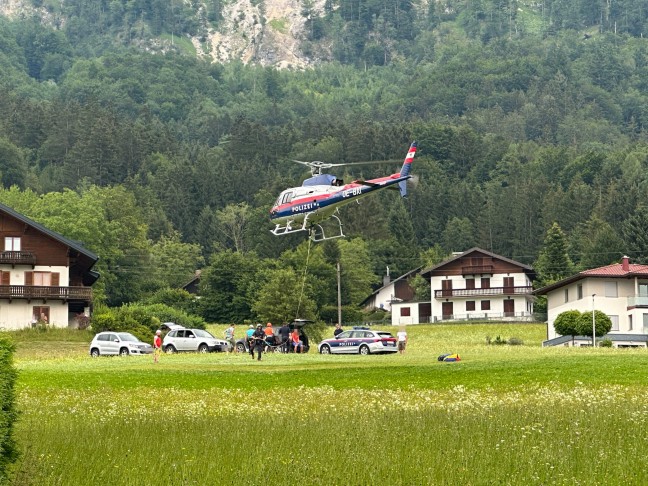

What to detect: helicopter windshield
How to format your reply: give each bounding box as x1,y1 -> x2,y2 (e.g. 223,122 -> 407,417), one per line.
275,191 -> 293,207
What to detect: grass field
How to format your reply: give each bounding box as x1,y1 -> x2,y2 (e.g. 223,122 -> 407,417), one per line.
7,324 -> 648,485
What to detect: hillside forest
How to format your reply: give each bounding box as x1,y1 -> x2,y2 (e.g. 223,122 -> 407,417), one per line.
2,1 -> 648,323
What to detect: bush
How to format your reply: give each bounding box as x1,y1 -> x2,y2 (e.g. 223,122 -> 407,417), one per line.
143,288 -> 199,315
599,339 -> 613,348
90,303 -> 207,341
575,310 -> 612,338
554,310 -> 581,336
507,337 -> 524,346
0,335 -> 18,481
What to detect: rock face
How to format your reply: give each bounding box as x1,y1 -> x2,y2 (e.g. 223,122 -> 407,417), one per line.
0,0 -> 327,69
197,0 -> 327,68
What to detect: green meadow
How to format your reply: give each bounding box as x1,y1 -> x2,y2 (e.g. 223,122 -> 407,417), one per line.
8,324 -> 648,485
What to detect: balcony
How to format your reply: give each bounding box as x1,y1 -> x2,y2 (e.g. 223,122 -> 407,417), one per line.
434,286 -> 533,298
0,285 -> 92,302
432,311 -> 536,323
461,264 -> 494,275
0,251 -> 36,267
627,296 -> 648,308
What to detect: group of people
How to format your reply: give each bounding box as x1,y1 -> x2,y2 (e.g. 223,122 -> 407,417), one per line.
222,322 -> 307,361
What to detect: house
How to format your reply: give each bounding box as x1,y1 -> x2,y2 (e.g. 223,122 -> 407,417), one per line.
360,267 -> 420,313
0,203 -> 98,330
535,256 -> 648,347
182,270 -> 202,295
391,248 -> 535,325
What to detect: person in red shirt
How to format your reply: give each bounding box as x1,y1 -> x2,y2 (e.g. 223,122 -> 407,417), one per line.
291,329 -> 303,353
153,329 -> 162,363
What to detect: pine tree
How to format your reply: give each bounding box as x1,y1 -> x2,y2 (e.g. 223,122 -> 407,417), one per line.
534,222 -> 574,286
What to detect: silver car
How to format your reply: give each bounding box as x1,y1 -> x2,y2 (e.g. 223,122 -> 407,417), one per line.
318,328 -> 398,355
162,328 -> 228,353
89,332 -> 153,357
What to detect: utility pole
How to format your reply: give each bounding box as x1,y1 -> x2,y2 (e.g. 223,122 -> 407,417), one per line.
337,261 -> 342,326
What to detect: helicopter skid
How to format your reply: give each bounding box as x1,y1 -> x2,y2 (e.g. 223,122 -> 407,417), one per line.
270,212 -> 345,241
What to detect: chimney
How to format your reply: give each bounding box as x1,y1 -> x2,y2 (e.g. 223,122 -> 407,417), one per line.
622,255 -> 630,271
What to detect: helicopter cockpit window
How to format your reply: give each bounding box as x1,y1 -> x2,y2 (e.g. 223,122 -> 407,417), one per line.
281,191 -> 294,204
332,178 -> 344,187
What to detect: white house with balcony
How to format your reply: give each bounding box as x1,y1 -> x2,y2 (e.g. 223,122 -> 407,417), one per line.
0,203 -> 98,329
536,256 -> 648,347
391,248 -> 535,325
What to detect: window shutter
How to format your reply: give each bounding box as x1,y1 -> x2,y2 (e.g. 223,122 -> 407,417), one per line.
25,271 -> 33,285
51,272 -> 60,286
1,272 -> 9,285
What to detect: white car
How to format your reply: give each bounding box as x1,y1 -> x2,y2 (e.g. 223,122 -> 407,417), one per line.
89,332 -> 153,357
162,328 -> 228,353
318,328 -> 398,355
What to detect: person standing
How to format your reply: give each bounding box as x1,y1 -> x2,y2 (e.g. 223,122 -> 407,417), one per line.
224,324 -> 236,353
396,326 -> 408,355
153,329 -> 162,363
264,322 -> 275,351
278,322 -> 291,352
252,324 -> 265,361
246,325 -> 255,357
333,323 -> 344,338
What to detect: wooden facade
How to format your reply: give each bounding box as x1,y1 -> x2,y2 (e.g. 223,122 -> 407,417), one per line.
0,203 -> 99,329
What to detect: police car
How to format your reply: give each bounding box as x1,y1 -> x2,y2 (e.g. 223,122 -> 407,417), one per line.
318,327 -> 398,355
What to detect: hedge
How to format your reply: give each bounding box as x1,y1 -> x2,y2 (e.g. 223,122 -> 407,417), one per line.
0,335 -> 18,482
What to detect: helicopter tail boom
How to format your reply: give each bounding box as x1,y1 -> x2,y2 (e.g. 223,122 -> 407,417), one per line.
398,141 -> 417,197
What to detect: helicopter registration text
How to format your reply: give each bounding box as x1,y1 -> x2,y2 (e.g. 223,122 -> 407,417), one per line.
342,187 -> 362,198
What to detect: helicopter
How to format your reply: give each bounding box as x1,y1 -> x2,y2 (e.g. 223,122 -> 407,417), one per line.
270,141 -> 417,241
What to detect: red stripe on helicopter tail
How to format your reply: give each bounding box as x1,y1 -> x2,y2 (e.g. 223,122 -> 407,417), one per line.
400,141 -> 417,178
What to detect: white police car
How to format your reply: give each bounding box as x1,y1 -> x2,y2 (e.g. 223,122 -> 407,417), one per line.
318,327 -> 398,355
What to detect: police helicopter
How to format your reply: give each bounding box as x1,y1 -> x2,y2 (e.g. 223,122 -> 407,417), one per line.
270,141 -> 417,241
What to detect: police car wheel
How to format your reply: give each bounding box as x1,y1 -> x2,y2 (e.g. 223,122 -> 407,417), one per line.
359,345 -> 370,356
320,344 -> 331,354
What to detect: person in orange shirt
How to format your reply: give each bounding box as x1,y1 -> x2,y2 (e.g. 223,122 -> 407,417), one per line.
264,322 -> 275,351
291,328 -> 303,353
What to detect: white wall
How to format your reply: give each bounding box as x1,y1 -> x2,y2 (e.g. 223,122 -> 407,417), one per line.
0,301 -> 70,330
431,272 -> 532,320
546,277 -> 648,339
391,302 -> 420,326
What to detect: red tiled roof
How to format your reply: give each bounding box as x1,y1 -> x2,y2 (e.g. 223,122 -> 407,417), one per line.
580,263 -> 648,277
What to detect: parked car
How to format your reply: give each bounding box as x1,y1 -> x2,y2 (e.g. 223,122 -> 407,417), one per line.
89,332 -> 153,357
235,319 -> 312,353
318,327 -> 397,355
162,328 -> 228,353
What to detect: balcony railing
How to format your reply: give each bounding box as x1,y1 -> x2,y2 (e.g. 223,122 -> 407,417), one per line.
461,265 -> 494,275
627,296 -> 648,307
434,286 -> 533,298
432,311 -> 536,323
0,251 -> 36,266
0,285 -> 92,301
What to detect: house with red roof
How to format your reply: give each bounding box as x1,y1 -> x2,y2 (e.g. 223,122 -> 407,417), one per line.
535,256 -> 648,347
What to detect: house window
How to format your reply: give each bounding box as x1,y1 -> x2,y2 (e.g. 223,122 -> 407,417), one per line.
481,300 -> 491,311
481,278 -> 490,289
4,237 -> 20,251
564,289 -> 569,303
25,272 -> 60,287
465,279 -> 475,290
627,315 -> 632,332
604,281 -> 618,298
639,283 -> 648,297
609,315 -> 619,331
466,301 -> 475,311
577,284 -> 583,300
400,307 -> 411,317
32,306 -> 50,324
